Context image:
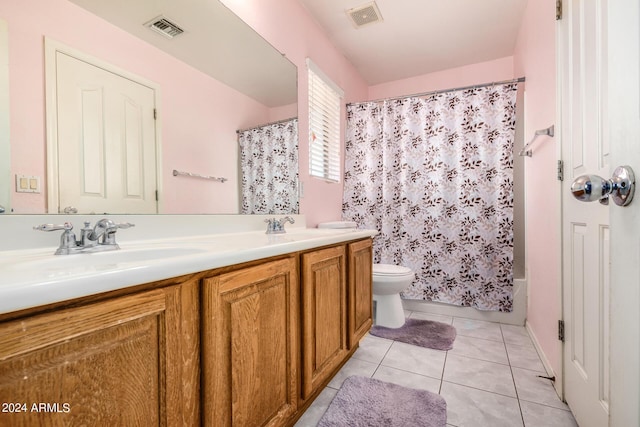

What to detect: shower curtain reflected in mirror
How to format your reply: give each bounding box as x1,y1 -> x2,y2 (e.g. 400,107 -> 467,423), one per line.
239,118 -> 299,214
343,84 -> 518,312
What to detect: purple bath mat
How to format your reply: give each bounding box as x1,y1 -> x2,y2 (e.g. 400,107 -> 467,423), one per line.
318,375 -> 446,427
369,318 -> 456,351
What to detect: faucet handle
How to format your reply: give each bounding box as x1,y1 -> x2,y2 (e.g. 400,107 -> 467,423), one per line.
279,216 -> 295,225
115,222 -> 135,229
34,222 -> 74,232
34,222 -> 78,255
264,218 -> 277,234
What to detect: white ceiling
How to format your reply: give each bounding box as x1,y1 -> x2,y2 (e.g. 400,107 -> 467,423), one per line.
298,0 -> 528,85
69,0 -> 297,107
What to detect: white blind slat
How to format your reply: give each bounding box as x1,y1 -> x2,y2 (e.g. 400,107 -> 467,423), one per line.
308,59 -> 342,182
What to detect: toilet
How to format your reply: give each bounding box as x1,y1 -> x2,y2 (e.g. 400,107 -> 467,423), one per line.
372,263 -> 414,328
317,221 -> 415,329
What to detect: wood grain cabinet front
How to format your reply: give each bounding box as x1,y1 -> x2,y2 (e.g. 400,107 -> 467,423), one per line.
0,237 -> 373,427
300,245 -> 348,401
348,238 -> 374,348
201,256 -> 299,427
0,281 -> 200,427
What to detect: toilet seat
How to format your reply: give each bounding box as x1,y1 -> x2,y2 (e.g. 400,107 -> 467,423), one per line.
373,263 -> 412,276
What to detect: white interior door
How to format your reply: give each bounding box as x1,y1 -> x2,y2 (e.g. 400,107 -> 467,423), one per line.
560,1 -> 610,426
51,46 -> 158,214
608,0 -> 640,425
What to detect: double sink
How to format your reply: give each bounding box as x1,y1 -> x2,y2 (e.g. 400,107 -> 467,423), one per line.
0,227 -> 376,315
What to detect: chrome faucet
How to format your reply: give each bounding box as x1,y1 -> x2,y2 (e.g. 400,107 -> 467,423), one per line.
34,219 -> 135,255
86,218 -> 134,246
264,216 -> 295,234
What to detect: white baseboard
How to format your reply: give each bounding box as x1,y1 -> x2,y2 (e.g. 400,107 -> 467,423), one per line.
525,320 -> 563,400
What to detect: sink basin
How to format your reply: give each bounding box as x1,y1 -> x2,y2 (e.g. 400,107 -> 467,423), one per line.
9,246 -> 209,272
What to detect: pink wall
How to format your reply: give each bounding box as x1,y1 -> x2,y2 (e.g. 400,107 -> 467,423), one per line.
211,1 -> 563,376
221,0 -> 369,226
368,56 -> 515,100
2,0 -> 272,214
513,0 -> 560,376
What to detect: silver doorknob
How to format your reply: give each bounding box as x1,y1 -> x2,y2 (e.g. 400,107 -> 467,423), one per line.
571,165 -> 635,206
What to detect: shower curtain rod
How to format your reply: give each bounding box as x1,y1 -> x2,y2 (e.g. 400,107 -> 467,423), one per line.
351,77 -> 525,105
236,117 -> 297,134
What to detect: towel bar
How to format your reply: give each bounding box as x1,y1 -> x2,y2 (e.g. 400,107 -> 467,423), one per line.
519,125 -> 554,157
172,169 -> 227,183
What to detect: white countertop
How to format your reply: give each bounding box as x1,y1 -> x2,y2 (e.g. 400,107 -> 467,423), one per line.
0,227 -> 377,315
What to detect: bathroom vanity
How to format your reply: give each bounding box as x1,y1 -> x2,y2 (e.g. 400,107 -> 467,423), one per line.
0,219 -> 374,426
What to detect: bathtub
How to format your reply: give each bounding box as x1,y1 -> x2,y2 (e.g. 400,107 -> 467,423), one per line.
402,277 -> 527,326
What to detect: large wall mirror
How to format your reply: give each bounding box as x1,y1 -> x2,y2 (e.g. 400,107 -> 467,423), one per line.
0,0 -> 298,215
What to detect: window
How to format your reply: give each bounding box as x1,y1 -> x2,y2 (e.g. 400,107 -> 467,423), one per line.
307,58 -> 343,182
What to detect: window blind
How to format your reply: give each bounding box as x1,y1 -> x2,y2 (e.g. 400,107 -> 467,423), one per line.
307,59 -> 343,182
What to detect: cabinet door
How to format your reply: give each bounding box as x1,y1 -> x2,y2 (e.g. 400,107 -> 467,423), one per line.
300,245 -> 347,400
202,257 -> 299,427
0,284 -> 199,427
348,239 -> 373,348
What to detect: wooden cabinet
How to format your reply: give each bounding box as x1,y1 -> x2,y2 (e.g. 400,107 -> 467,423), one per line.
300,245 -> 348,400
0,237 -> 372,427
0,281 -> 200,427
348,239 -> 373,348
201,257 -> 299,427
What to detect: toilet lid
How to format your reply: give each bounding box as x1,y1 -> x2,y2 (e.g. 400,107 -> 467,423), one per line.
317,221 -> 357,229
373,263 -> 413,276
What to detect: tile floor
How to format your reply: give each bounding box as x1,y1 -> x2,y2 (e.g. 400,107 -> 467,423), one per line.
295,311 -> 578,427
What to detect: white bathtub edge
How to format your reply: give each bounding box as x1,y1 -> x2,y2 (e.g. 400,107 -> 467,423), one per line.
401,278 -> 527,326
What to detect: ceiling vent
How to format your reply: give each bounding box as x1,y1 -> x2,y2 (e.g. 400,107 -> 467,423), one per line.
146,16 -> 184,39
347,2 -> 383,28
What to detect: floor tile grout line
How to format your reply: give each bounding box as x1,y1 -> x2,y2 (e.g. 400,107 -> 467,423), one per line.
518,397 -> 573,412
441,378 -> 519,400
447,351 -> 511,367
501,324 -> 527,427
370,339 -> 396,378
510,365 -> 550,376
376,361 -> 446,383
439,349 -> 448,395
454,333 -> 505,344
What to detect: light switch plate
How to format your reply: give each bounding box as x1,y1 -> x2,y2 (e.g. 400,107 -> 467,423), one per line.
15,174 -> 40,193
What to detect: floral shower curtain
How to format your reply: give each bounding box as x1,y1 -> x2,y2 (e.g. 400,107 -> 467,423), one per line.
343,84 -> 518,311
239,118 -> 298,214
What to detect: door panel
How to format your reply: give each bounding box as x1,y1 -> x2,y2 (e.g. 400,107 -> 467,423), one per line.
123,98 -> 145,198
79,87 -> 105,196
0,288 -> 196,426
201,258 -> 299,427
300,246 -> 347,400
608,0 -> 640,425
55,51 -> 158,214
560,0 -> 610,425
348,239 -> 373,347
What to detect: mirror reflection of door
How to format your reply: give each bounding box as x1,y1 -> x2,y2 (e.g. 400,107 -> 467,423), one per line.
46,40 -> 159,214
